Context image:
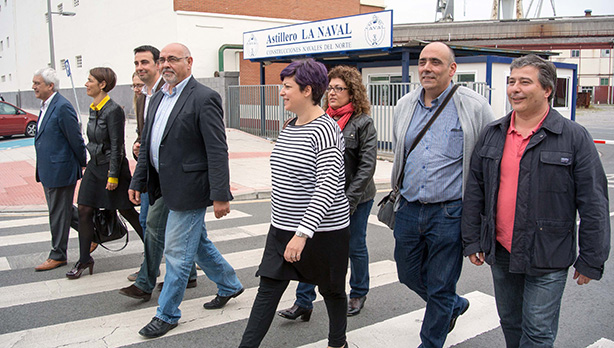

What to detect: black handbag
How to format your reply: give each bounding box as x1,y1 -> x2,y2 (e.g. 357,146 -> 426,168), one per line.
92,209 -> 129,251
377,85 -> 459,229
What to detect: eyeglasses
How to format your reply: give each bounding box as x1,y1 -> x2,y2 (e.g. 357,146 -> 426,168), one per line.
157,56 -> 189,65
326,86 -> 349,93
131,84 -> 144,90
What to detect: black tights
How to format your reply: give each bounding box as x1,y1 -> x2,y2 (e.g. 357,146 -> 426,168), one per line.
77,204 -> 143,263
239,276 -> 347,348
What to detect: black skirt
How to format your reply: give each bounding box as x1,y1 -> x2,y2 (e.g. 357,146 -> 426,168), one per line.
77,157 -> 134,210
257,225 -> 350,291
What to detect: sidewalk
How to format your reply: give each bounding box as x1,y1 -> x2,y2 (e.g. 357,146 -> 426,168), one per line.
0,117 -> 393,213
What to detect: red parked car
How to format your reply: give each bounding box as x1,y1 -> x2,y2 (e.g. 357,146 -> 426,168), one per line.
0,101 -> 38,139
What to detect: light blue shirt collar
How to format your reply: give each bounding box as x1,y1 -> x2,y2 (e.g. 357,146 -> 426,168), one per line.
161,75 -> 191,98
418,82 -> 454,109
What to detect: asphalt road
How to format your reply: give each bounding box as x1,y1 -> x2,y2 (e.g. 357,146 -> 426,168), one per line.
0,106 -> 612,348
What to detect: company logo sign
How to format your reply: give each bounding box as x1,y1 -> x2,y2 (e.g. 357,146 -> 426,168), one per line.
243,11 -> 392,60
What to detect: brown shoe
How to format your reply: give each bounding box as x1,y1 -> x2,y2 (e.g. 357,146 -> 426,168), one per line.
119,284 -> 152,301
35,259 -> 67,271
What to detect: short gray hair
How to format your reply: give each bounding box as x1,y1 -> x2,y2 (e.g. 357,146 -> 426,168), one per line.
510,54 -> 557,102
34,68 -> 60,91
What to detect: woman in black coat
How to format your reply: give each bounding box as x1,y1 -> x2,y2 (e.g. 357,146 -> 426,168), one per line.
66,67 -> 143,279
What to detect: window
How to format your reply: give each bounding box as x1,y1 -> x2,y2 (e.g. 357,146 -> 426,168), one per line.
1,75 -> 5,83
6,37 -> 8,48
552,77 -> 569,108
455,72 -> 475,83
76,55 -> 82,68
8,73 -> 11,81
601,49 -> 611,57
571,49 -> 580,58
57,3 -> 63,12
60,59 -> 66,70
73,0 -> 79,6
0,102 -> 16,114
368,74 -> 409,106
0,40 -> 3,52
600,77 -> 610,86
581,86 -> 593,93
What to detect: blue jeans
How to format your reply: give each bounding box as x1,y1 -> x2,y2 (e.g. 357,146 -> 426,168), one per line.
134,197 -> 197,293
156,207 -> 243,324
295,199 -> 373,309
491,243 -> 568,348
139,192 -> 149,234
393,197 -> 465,348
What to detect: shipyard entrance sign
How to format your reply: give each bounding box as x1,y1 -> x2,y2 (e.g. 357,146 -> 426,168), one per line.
243,10 -> 393,60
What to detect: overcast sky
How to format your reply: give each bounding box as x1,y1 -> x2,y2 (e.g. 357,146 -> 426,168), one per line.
385,0 -> 614,24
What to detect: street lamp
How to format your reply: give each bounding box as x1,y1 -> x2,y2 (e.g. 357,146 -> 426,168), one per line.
46,0 -> 76,70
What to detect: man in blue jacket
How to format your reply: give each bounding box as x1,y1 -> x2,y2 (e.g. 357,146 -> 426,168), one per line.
32,68 -> 87,271
462,54 -> 610,347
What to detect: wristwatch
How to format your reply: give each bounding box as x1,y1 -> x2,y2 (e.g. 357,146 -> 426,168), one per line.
295,231 -> 309,238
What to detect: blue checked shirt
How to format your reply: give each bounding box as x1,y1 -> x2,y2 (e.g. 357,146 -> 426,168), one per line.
149,76 -> 191,172
400,82 -> 463,203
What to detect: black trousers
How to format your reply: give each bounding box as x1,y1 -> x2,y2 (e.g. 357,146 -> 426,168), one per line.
239,276 -> 347,348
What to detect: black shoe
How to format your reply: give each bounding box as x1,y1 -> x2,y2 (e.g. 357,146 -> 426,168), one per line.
449,297 -> 470,333
65,257 -> 94,279
138,317 -> 178,338
119,284 -> 152,301
203,288 -> 244,309
347,296 -> 367,316
277,304 -> 313,321
157,278 -> 197,291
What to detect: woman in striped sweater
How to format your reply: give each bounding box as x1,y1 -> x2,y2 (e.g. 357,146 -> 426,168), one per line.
239,59 -> 350,348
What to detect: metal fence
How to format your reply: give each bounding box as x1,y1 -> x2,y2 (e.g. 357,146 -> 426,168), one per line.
227,82 -> 491,155
227,85 -> 290,140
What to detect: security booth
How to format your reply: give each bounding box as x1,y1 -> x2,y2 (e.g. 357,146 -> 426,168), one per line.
233,11 -> 576,155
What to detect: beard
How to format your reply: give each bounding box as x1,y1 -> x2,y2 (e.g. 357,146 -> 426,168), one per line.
162,68 -> 178,85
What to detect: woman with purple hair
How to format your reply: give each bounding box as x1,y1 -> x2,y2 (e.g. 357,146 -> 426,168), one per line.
239,59 -> 350,348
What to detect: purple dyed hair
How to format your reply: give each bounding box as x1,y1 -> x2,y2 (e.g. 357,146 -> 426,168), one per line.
280,59 -> 328,105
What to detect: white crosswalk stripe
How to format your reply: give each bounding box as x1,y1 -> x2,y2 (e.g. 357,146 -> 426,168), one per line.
0,209 -> 611,348
0,261 -> 399,348
587,338 -> 614,348
298,291 -> 500,348
0,248 -> 264,309
0,210 -> 252,247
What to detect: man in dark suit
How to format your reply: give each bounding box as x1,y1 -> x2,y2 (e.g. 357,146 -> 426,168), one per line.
120,44 -> 199,292
32,68 -> 87,271
129,43 -> 243,338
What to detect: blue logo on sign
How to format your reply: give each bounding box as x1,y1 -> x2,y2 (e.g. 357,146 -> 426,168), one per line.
364,15 -> 386,47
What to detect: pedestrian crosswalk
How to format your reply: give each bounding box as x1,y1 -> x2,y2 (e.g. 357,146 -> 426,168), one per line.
0,207 -> 612,348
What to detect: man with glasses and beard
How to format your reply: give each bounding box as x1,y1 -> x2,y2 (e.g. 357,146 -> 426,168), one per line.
128,43 -> 243,338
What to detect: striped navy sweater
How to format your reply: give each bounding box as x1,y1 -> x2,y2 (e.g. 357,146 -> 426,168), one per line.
270,115 -> 350,237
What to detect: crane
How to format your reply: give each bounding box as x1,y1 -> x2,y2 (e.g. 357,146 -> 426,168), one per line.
491,0 -> 524,20
524,0 -> 557,18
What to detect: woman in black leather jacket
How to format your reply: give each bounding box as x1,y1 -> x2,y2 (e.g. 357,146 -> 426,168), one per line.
278,65 -> 378,320
66,67 -> 144,279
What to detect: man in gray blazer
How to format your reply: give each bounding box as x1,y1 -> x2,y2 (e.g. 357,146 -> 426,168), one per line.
129,43 -> 243,339
32,68 -> 86,271
390,42 -> 495,347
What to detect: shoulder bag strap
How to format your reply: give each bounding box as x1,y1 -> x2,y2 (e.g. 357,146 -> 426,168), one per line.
394,84 -> 459,191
